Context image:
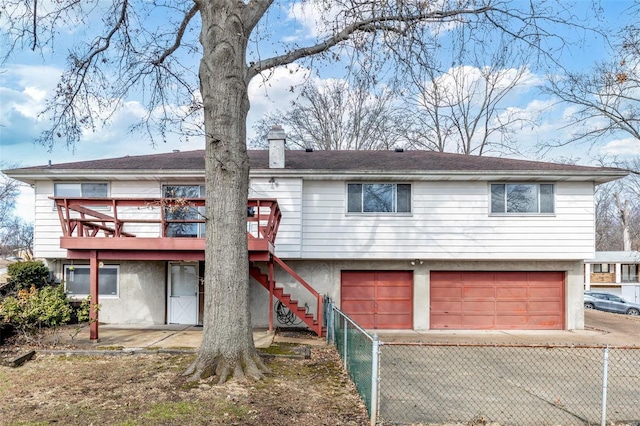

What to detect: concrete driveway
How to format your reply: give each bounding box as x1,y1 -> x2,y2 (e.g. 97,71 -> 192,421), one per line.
376,309 -> 640,347
376,312 -> 640,425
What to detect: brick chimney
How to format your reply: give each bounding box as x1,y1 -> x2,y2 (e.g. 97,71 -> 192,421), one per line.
268,125 -> 286,169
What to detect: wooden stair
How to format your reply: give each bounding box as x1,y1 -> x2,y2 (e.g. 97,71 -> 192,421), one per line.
250,262 -> 325,336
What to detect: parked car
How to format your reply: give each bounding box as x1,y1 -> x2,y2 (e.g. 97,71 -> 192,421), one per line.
584,291 -> 640,315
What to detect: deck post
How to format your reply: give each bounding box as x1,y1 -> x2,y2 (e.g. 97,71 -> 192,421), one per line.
268,259 -> 274,332
89,250 -> 100,341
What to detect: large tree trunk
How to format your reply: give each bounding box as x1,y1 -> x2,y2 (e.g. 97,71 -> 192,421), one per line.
184,0 -> 268,383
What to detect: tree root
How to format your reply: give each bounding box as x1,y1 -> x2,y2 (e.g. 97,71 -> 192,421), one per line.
183,351 -> 270,384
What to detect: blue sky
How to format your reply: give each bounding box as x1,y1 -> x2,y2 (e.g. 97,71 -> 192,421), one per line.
1,1 -> 639,223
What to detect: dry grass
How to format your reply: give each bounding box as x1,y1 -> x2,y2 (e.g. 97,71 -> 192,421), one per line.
0,346 -> 369,425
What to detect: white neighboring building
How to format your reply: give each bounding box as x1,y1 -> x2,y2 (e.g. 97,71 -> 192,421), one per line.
584,251 -> 640,302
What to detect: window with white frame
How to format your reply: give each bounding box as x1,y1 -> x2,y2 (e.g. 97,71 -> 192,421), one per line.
54,183 -> 109,210
163,185 -> 206,238
490,183 -> 555,214
63,265 -> 119,297
347,183 -> 411,213
621,264 -> 639,282
54,183 -> 109,198
592,263 -> 612,273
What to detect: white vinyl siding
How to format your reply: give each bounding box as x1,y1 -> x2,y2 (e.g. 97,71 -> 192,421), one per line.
32,176 -> 595,262
249,177 -> 302,258
301,180 -> 595,260
34,180 -> 165,258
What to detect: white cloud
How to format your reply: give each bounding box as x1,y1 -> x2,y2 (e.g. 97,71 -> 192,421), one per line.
286,1 -> 341,40
247,65 -> 313,138
600,138 -> 640,156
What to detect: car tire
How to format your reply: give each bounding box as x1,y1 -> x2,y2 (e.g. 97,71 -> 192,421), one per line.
626,308 -> 640,316
584,303 -> 594,309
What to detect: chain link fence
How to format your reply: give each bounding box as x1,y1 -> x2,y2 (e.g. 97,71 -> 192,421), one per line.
328,303 -> 640,425
379,344 -> 640,425
330,304 -> 378,421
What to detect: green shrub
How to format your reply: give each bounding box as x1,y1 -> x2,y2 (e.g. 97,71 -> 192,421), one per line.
0,284 -> 73,336
6,261 -> 50,293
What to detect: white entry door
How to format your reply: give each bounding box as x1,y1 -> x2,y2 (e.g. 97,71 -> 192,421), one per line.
168,263 -> 198,324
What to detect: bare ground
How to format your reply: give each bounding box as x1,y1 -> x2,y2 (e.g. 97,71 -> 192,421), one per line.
0,336 -> 369,425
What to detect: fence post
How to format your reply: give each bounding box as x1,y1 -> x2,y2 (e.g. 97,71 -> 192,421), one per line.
328,298 -> 334,345
601,346 -> 609,426
326,298 -> 331,344
370,334 -> 379,426
343,316 -> 348,370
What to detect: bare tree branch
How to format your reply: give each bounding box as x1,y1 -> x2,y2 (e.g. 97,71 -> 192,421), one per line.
152,4 -> 199,66
248,5 -> 492,79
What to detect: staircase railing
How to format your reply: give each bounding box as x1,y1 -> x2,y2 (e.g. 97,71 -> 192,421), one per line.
273,256 -> 323,335
250,256 -> 325,336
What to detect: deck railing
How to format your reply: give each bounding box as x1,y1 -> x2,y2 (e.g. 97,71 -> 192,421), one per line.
51,197 -> 281,246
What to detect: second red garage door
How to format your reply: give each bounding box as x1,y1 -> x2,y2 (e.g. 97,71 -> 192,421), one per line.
341,271 -> 413,329
430,271 -> 564,330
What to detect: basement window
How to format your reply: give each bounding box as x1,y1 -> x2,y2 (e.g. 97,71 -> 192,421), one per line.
63,264 -> 119,298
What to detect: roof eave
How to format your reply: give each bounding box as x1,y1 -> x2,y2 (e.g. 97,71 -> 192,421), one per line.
4,167 -> 628,185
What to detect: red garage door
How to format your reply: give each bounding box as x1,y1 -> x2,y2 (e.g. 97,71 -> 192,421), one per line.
430,271 -> 564,330
341,271 -> 413,329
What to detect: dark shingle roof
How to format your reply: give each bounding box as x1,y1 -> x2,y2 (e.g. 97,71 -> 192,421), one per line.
5,149 -> 625,174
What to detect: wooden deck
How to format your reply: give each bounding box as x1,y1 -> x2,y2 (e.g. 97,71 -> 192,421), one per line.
52,197 -> 281,261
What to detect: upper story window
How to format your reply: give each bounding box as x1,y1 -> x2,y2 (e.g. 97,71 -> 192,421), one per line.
55,183 -> 108,198
490,183 -> 554,214
163,185 -> 205,238
63,264 -> 119,298
621,264 -> 638,283
347,183 -> 411,213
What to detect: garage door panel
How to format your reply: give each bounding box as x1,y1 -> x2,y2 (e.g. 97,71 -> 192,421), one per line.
342,301 -> 375,314
495,315 -> 528,328
496,287 -> 528,298
433,271 -> 463,283
431,314 -> 462,327
462,301 -> 495,312
377,285 -> 412,299
528,272 -> 565,283
464,286 -> 496,298
496,301 -> 528,312
342,271 -> 375,285
431,271 -> 564,330
376,313 -> 412,329
461,314 -> 495,328
377,300 -> 413,313
341,286 -> 375,300
432,301 -> 462,313
431,286 -> 462,298
528,315 -> 562,327
529,301 -> 562,312
341,271 -> 413,330
528,287 -> 562,298
494,272 -> 526,283
463,272 -> 496,285
349,314 -> 374,329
